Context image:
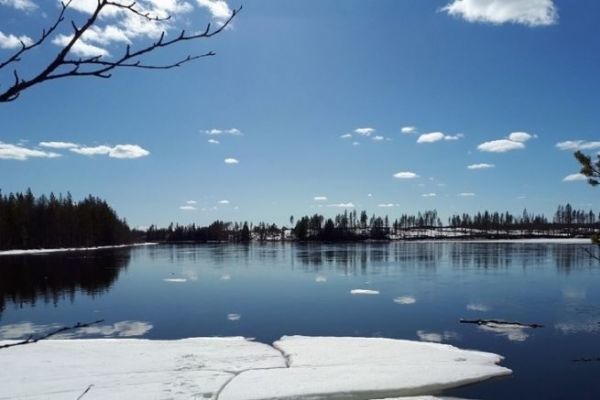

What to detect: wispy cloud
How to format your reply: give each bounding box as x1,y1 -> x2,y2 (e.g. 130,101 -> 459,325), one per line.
218,199 -> 230,204
401,126 -> 417,134
468,163 -> 495,170
314,196 -> 328,201
71,144 -> 150,159
327,203 -> 355,208
208,139 -> 220,144
372,135 -> 385,141
556,140 -> 600,151
417,132 -> 463,143
202,128 -> 242,136
0,142 -> 60,160
563,173 -> 587,182
186,200 -> 197,205
458,192 -> 476,197
39,141 -> 79,149
0,31 -> 32,49
422,193 -> 437,197
0,0 -> 37,12
224,158 -> 239,164
442,0 -> 558,27
378,203 -> 399,208
354,127 -> 375,137
393,171 -> 419,179
179,205 -> 197,210
340,133 -> 352,139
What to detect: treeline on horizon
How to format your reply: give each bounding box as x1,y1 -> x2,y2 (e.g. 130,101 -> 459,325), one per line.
147,205 -> 600,243
0,190 -> 132,250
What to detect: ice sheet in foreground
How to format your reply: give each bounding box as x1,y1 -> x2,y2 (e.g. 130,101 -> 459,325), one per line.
220,336 -> 511,400
0,338 -> 285,400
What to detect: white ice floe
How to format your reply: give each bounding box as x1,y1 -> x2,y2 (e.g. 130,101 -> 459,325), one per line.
0,336 -> 511,400
416,331 -> 459,343
478,323 -> 530,342
220,336 -> 510,400
0,338 -> 285,400
0,242 -> 157,256
394,296 -> 416,304
163,278 -> 187,283
227,314 -> 241,321
0,321 -> 152,340
351,289 -> 380,295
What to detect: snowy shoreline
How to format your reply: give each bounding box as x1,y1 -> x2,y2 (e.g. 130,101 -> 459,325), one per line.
0,336 -> 510,400
0,242 -> 157,256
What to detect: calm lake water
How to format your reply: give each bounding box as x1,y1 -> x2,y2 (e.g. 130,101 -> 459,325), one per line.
1,242 -> 599,399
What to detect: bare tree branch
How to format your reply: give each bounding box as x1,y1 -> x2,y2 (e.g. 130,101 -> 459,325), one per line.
0,1 -> 241,103
0,320 -> 104,350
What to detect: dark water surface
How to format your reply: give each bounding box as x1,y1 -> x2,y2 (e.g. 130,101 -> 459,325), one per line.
1,242 -> 599,399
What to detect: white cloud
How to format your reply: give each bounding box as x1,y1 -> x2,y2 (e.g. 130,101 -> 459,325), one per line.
458,192 -> 476,197
352,142 -> 360,146
393,171 -> 419,179
477,139 -> 525,153
467,163 -> 495,170
442,0 -> 558,27
327,203 -> 355,208
354,127 -> 375,137
186,200 -> 197,205
0,142 -> 61,160
401,126 -> 417,134
196,0 -> 232,24
417,132 -> 463,143
422,193 -> 437,197
340,134 -> 352,139
202,128 -> 242,136
39,141 -> 79,149
71,144 -> 149,159
508,131 -> 535,142
556,140 -> 600,151
0,31 -> 33,49
224,158 -> 239,164
378,203 -> 399,208
218,199 -> 230,204
208,139 -> 220,144
563,173 -> 587,182
179,205 -> 196,210
0,0 -> 37,11
314,196 -> 328,201
372,135 -> 385,141
52,34 -> 110,57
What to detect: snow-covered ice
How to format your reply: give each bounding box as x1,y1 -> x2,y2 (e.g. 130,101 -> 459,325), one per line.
0,242 -> 156,256
220,336 -> 511,400
0,336 -> 511,400
351,289 -> 380,295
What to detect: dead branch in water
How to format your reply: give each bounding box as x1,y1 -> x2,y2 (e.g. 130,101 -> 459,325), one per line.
460,319 -> 544,328
0,320 -> 104,350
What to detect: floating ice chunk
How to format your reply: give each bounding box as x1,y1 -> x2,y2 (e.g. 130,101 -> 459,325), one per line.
351,289 -> 380,295
220,336 -> 511,400
417,331 -> 459,343
227,314 -> 241,321
163,278 -> 187,283
0,338 -> 285,400
467,303 -> 490,312
394,296 -> 416,304
315,276 -> 327,283
478,323 -> 529,342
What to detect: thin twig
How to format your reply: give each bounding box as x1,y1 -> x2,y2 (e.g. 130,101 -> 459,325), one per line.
76,384 -> 94,400
0,320 -> 104,350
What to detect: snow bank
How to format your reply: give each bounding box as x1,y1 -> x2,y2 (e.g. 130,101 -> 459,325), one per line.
220,336 -> 511,400
0,242 -> 157,256
0,336 -> 510,400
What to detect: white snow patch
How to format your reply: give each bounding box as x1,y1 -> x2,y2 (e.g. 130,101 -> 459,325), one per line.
0,242 -> 156,256
394,296 -> 416,305
220,336 -> 511,399
351,289 -> 380,295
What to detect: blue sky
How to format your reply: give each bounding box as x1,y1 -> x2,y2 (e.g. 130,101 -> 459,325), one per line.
0,0 -> 599,228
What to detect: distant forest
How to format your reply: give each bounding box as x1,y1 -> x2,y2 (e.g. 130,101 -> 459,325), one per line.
0,190 -> 132,250
147,205 -> 600,243
1,190 -> 598,250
